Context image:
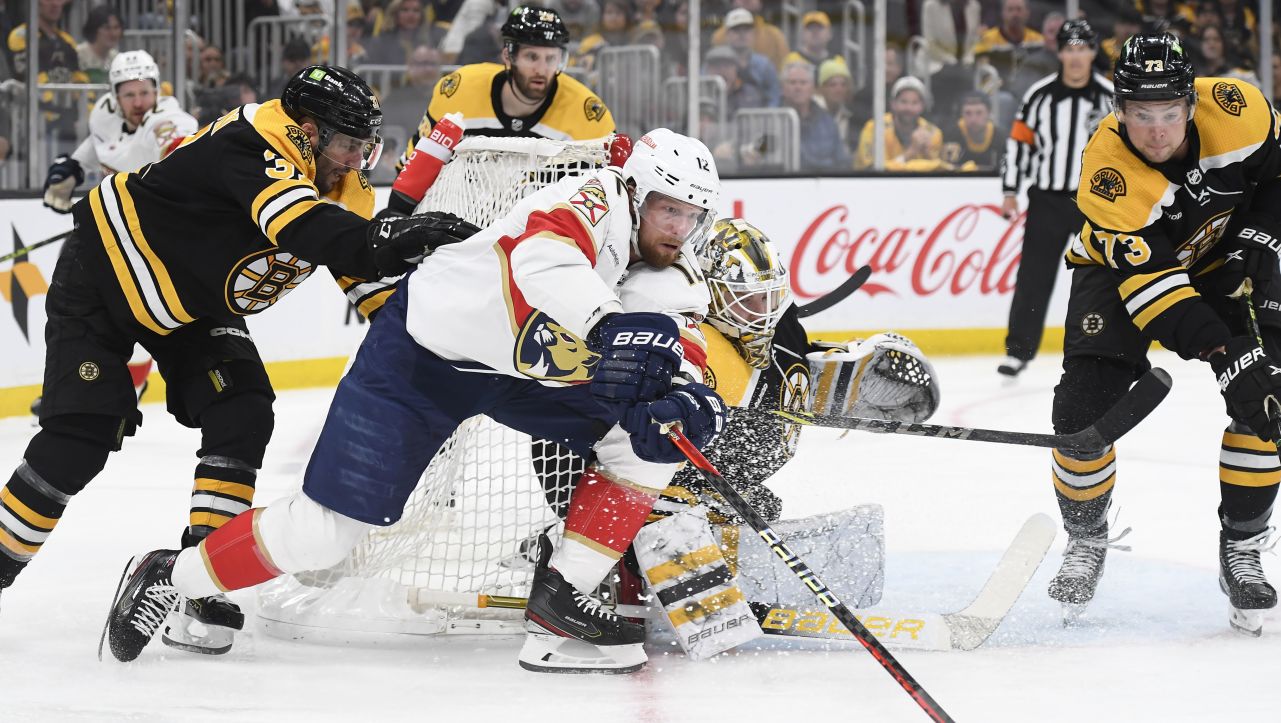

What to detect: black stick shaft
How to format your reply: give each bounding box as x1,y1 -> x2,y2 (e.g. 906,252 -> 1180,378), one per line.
0,229 -> 72,264
667,428 -> 955,723
796,265 -> 871,318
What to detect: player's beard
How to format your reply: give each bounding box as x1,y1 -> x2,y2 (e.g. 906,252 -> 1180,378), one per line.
511,68 -> 552,104
314,155 -> 347,195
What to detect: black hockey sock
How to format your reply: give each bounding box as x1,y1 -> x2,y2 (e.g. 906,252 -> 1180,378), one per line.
1219,429 -> 1279,539
1051,447 -> 1116,536
182,456 -> 257,548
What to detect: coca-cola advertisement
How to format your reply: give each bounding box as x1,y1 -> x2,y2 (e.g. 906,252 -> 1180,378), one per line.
720,177 -> 1072,335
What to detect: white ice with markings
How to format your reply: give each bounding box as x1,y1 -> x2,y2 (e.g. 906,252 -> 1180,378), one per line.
2,352 -> 1279,722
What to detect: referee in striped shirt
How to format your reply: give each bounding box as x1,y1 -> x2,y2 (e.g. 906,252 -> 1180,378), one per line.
997,19 -> 1113,377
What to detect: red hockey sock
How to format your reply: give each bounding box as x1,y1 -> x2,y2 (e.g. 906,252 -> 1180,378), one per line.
126,358 -> 152,391
564,468 -> 658,554
197,508 -> 282,592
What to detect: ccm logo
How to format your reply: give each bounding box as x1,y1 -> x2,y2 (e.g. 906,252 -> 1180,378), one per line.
613,331 -> 683,355
210,326 -> 254,340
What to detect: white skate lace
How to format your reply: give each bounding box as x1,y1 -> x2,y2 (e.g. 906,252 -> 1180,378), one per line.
132,584 -> 180,637
1060,526 -> 1132,579
1225,527 -> 1279,586
572,591 -> 618,621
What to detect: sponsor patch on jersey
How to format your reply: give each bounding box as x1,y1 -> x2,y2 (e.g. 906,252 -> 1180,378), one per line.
1212,81 -> 1247,116
1082,312 -> 1105,336
225,249 -> 315,315
285,124 -> 314,164
569,178 -> 610,226
514,310 -> 600,382
1089,167 -> 1126,202
440,71 -> 461,98
357,170 -> 371,190
584,96 -> 606,122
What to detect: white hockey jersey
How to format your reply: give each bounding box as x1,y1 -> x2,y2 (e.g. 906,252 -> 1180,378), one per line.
406,167 -> 708,384
71,94 -> 199,174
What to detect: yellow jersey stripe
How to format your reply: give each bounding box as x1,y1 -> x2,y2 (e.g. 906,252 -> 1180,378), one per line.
1132,286 -> 1198,329
90,185 -> 170,335
251,179 -> 312,222
265,198 -> 319,244
114,175 -> 195,324
1118,268 -> 1179,298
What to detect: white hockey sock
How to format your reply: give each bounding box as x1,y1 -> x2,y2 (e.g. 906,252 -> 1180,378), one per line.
172,546 -> 222,599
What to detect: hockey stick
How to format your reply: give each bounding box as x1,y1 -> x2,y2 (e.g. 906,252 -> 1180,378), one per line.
0,229 -> 72,264
748,367 -> 1173,451
751,513 -> 1055,651
666,427 -> 955,723
795,264 -> 872,318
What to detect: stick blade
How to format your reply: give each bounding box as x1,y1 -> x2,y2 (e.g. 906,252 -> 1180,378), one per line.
796,265 -> 872,318
1071,367 -> 1173,450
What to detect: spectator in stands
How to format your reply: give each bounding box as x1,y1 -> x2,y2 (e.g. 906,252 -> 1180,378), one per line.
942,91 -> 1003,171
660,0 -> 692,77
918,0 -> 981,77
572,0 -> 633,73
1101,7 -> 1142,76
1011,11 -> 1066,99
722,8 -> 780,106
77,5 -> 122,85
854,76 -> 942,171
197,43 -> 230,89
1193,24 -> 1260,85
816,57 -> 854,151
974,0 -> 1044,56
382,44 -> 443,133
1273,53 -> 1281,102
634,0 -> 662,25
700,97 -> 737,174
1137,0 -> 1196,33
440,0 -> 505,63
777,59 -> 850,172
261,37 -> 312,98
313,3 -> 370,66
366,0 -> 439,66
8,0 -> 87,148
550,0 -> 601,40
193,72 -> 257,127
1195,0 -> 1225,31
705,44 -> 767,114
1216,0 -> 1255,52
425,0 -> 469,26
455,3 -> 506,64
710,0 -> 789,69
784,11 -> 841,77
849,44 -> 903,133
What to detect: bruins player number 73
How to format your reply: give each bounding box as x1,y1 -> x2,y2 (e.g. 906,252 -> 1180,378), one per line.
1047,33 -> 1281,635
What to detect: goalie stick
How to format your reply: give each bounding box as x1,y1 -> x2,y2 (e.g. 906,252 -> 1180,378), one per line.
751,513 -> 1055,651
749,367 -> 1173,451
795,265 -> 872,318
666,427 -> 955,723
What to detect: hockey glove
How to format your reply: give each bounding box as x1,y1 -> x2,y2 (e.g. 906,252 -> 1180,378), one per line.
391,111 -> 465,207
43,155 -> 83,214
1209,213 -> 1281,297
588,312 -> 684,418
1208,335 -> 1281,442
366,211 -> 480,276
619,382 -> 726,464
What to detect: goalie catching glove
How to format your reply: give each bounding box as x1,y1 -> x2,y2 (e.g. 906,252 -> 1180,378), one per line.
366,211 -> 479,276
43,154 -> 84,213
1207,336 -> 1281,442
807,332 -> 940,423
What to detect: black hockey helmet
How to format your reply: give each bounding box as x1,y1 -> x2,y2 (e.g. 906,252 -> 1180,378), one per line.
1113,32 -> 1195,102
1057,19 -> 1098,49
282,65 -> 382,140
501,5 -> 570,52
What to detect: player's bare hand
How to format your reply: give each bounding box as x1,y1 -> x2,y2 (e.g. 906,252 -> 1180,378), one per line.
1001,195 -> 1019,219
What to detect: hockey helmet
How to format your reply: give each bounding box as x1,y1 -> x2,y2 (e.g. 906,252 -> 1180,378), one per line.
1113,33 -> 1195,103
109,50 -> 160,91
501,5 -> 570,51
623,128 -> 720,250
697,218 -> 792,366
1056,19 -> 1098,49
282,65 -> 384,170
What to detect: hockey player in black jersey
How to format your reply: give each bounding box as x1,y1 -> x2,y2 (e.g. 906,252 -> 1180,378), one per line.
0,65 -> 475,651
1047,34 -> 1281,634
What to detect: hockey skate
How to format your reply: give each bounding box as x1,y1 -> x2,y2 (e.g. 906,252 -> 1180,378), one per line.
997,356 -> 1028,378
161,593 -> 245,655
519,535 -> 646,674
1219,528 -> 1278,637
99,550 -> 181,662
1048,526 -> 1131,624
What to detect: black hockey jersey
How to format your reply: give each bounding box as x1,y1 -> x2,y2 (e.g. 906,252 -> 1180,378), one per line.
71,100 -> 381,335
1068,77 -> 1281,358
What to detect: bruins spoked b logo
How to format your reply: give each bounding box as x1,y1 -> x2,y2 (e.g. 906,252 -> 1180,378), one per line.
1212,82 -> 1247,116
1082,312 -> 1106,336
225,249 -> 314,315
284,125 -> 314,164
1090,168 -> 1126,202
78,362 -> 100,381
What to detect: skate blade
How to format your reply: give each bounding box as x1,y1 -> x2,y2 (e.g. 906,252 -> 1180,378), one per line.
161,609 -> 235,655
1061,602 -> 1088,627
98,556 -> 140,662
1229,607 -> 1264,638
518,632 -> 646,674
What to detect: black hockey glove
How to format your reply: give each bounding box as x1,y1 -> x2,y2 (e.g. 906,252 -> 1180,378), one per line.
366,211 -> 480,277
372,189 -> 418,222
1208,335 -> 1281,442
588,312 -> 684,419
43,155 -> 84,214
618,381 -> 727,463
1209,213 -> 1281,297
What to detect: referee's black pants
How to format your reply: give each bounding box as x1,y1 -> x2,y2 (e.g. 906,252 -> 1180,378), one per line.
1003,188 -> 1082,361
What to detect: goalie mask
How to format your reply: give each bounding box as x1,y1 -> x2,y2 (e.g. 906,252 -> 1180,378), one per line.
697,218 -> 792,368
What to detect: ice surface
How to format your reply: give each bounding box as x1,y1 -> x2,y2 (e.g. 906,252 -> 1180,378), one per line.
2,352 -> 1278,722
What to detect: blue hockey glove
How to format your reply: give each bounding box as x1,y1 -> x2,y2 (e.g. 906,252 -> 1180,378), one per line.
620,382 -> 727,464
588,312 -> 684,417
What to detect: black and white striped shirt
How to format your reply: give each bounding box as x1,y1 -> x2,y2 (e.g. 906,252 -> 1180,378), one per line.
1001,71 -> 1113,194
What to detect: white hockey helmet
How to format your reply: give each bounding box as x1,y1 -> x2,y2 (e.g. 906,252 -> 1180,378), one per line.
697,217 -> 792,366
110,50 -> 161,91
622,128 -> 720,249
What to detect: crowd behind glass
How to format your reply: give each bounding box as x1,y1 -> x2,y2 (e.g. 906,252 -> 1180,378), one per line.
0,0 -> 1277,188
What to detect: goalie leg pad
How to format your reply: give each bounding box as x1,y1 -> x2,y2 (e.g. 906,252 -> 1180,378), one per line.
634,507 -> 763,660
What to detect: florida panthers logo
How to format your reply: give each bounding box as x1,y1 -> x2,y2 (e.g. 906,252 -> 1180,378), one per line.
569,179 -> 610,226
1213,82 -> 1247,116
225,249 -> 314,314
515,311 -> 600,382
1090,167 -> 1126,202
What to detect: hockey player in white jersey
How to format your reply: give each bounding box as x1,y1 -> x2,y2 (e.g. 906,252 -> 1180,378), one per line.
103,128 -> 729,675
42,50 -> 198,213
